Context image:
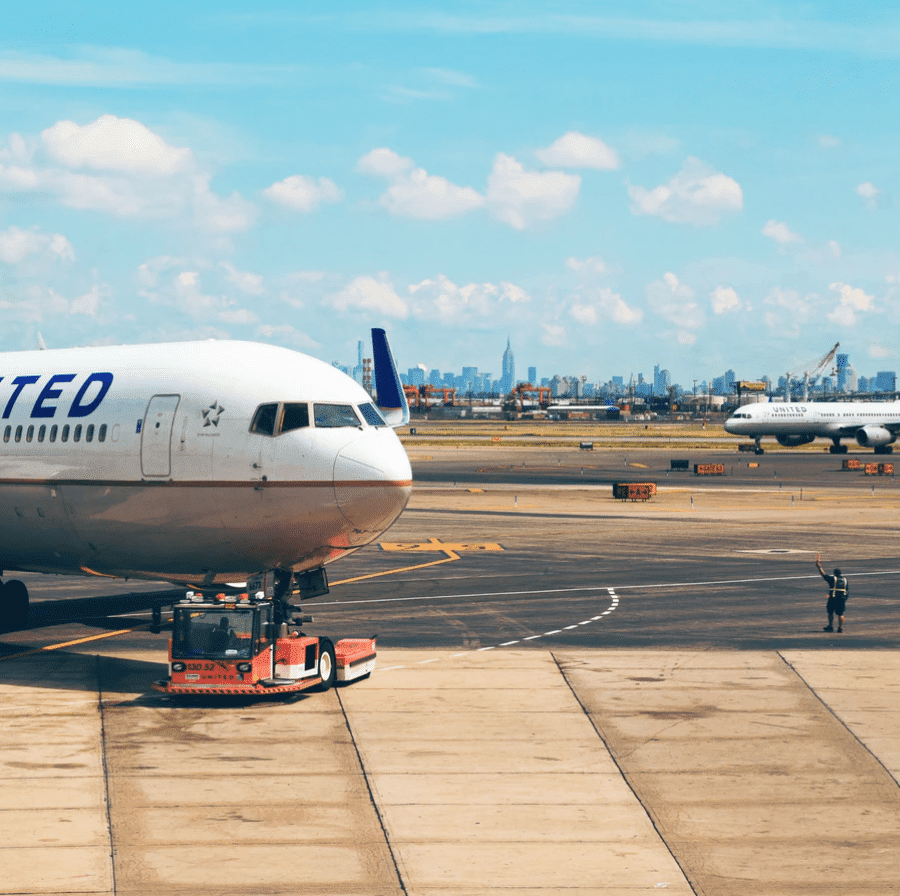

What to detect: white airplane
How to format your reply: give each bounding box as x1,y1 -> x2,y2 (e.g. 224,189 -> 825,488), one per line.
0,328 -> 411,632
724,400 -> 900,455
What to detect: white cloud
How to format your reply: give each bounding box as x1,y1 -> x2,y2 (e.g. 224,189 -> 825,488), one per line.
356,147 -> 414,178
869,344 -> 893,360
628,157 -> 742,225
138,266 -> 259,326
379,167 -> 484,220
677,331 -> 697,345
264,174 -> 343,212
540,323 -> 567,347
828,281 -> 874,327
566,256 -> 608,275
761,219 -> 803,245
536,131 -> 620,170
218,307 -> 258,325
221,261 -> 264,295
647,272 -> 704,329
256,322 -> 318,350
408,275 -> 529,324
331,274 -> 408,318
856,181 -> 883,209
762,286 -> 817,335
137,255 -> 187,288
569,287 -> 643,326
0,226 -> 74,264
1,116 -> 254,233
192,179 -> 256,232
827,240 -> 841,258
70,283 -> 103,317
710,285 -> 742,314
42,115 -> 192,175
486,153 -> 581,230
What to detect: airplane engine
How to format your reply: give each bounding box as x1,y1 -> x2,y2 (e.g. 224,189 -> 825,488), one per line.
776,433 -> 815,447
855,425 -> 896,447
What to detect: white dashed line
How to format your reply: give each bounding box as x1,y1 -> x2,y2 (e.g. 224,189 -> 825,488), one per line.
377,588 -> 621,673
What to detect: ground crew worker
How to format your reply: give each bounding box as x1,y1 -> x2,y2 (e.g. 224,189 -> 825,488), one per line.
816,553 -> 848,632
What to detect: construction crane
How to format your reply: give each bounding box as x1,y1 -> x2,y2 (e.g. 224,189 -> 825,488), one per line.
786,342 -> 839,401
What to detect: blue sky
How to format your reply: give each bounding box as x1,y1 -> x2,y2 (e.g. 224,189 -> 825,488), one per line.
1,1 -> 898,386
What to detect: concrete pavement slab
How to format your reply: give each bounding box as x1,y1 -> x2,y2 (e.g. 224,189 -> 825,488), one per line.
341,649 -> 694,894
95,658 -> 404,896
0,655 -> 113,896
559,649 -> 900,895
1,846 -> 113,895
784,650 -> 900,781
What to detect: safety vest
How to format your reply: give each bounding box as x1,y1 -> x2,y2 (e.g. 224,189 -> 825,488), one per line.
831,576 -> 848,598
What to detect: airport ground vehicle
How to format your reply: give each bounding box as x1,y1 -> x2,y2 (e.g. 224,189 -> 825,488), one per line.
152,592 -> 376,697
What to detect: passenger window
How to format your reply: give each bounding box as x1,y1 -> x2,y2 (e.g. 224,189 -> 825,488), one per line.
358,402 -> 386,427
61,424 -> 70,442
49,425 -> 57,443
281,402 -> 309,433
15,425 -> 22,443
98,424 -> 107,443
313,403 -> 361,428
250,403 -> 279,436
26,425 -> 34,442
3,426 -> 9,443
38,425 -> 46,442
86,424 -> 94,442
73,424 -> 82,442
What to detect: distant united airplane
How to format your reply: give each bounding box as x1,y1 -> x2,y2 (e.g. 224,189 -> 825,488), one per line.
724,400 -> 900,455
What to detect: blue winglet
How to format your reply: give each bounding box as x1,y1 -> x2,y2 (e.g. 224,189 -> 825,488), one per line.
372,327 -> 409,427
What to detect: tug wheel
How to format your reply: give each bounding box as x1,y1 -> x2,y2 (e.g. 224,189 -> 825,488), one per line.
316,638 -> 336,692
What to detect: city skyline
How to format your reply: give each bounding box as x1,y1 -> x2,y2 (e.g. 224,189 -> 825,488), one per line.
0,4 -> 897,383
335,334 -> 896,399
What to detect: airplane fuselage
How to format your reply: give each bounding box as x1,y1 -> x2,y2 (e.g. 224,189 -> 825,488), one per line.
724,400 -> 900,452
0,340 -> 412,586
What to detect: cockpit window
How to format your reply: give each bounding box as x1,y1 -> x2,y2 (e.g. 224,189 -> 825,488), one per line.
313,403 -> 360,428
250,403 -> 279,436
281,402 -> 310,433
358,402 -> 386,427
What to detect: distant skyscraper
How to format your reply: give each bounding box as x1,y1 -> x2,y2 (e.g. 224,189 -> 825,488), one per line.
352,339 -> 364,384
836,354 -> 849,392
501,338 -> 515,394
528,366 -> 537,385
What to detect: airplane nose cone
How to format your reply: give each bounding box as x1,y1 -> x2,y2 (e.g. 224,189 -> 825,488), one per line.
333,430 -> 412,537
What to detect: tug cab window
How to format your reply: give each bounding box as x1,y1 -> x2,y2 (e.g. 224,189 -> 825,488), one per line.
313,403 -> 361,428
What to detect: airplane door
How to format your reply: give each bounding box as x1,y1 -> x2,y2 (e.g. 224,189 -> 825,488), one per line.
141,394 -> 181,478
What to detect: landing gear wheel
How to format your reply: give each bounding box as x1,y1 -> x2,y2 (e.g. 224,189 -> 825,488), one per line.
0,579 -> 29,633
754,447 -> 764,455
315,638 -> 336,692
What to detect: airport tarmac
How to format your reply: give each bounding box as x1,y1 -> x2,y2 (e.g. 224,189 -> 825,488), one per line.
1,444 -> 899,894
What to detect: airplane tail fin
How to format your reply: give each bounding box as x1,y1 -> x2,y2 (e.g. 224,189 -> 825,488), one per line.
371,327 -> 409,427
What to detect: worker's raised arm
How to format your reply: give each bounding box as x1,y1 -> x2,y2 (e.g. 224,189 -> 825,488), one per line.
815,553 -> 827,580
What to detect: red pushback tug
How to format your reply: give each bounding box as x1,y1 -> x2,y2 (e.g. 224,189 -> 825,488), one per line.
152,592 -> 376,697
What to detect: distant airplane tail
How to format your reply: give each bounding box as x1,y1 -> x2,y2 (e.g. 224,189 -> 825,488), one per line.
371,327 -> 409,427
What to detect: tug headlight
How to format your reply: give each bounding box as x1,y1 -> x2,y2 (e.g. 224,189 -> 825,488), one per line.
237,662 -> 252,673
172,662 -> 186,673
